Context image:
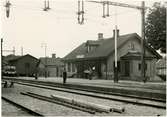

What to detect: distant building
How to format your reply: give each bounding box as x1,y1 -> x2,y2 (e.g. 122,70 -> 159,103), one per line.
4,54 -> 39,76
63,32 -> 162,81
38,54 -> 64,77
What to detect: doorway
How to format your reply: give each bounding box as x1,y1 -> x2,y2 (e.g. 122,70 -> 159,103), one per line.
125,61 -> 130,76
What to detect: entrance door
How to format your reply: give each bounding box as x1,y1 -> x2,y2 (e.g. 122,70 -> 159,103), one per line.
125,61 -> 130,76
25,62 -> 30,76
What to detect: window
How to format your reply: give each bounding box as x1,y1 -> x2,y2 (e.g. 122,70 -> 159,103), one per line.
138,63 -> 147,71
138,63 -> 141,70
72,63 -> 75,72
67,63 -> 71,72
129,42 -> 135,50
145,64 -> 147,70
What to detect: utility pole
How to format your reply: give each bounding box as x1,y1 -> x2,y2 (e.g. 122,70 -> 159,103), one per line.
88,1 -> 147,82
141,1 -> 146,82
1,38 -> 3,79
3,47 -> 15,55
114,25 -> 118,83
13,47 -> 15,55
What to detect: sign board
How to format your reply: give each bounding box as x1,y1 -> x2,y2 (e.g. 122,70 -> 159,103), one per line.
76,55 -> 84,58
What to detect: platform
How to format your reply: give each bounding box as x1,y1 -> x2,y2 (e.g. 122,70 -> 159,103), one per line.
3,76 -> 166,100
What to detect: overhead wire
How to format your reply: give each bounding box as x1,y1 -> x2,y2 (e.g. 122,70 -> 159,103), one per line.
1,0 -> 139,23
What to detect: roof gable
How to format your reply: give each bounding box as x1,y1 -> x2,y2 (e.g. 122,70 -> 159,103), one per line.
4,54 -> 21,61
9,54 -> 38,62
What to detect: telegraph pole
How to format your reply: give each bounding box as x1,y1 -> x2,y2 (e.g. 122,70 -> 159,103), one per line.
114,25 -> 118,83
1,38 -> 3,79
141,1 -> 146,82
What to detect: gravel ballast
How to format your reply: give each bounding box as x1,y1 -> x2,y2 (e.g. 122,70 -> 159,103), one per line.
2,83 -> 166,116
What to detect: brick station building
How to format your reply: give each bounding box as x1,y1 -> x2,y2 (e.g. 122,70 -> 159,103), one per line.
63,32 -> 161,81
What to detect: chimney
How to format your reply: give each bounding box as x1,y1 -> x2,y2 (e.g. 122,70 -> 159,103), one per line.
52,53 -> 56,58
113,29 -> 119,38
98,33 -> 103,40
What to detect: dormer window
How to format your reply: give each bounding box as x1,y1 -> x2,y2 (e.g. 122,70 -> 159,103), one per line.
86,40 -> 101,53
129,42 -> 135,50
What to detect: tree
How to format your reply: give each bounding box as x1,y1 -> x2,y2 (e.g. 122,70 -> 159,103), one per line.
145,2 -> 166,53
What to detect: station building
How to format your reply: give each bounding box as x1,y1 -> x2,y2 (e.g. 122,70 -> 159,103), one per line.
63,32 -> 162,81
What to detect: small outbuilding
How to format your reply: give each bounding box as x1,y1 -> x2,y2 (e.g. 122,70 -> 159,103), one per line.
6,54 -> 39,76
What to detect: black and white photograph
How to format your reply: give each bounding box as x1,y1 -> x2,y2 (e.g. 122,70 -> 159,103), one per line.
1,0 -> 166,116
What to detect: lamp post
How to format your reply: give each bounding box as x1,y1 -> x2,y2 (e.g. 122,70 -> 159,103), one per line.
41,43 -> 47,78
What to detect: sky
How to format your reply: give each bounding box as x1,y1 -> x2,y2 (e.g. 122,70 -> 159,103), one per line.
0,0 -> 158,58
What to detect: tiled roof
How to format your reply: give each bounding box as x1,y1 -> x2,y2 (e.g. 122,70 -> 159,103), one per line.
64,33 -> 161,61
8,54 -> 38,62
4,54 -> 21,62
40,57 -> 64,66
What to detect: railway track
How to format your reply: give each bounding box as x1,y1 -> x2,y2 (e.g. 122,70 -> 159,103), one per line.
4,78 -> 165,102
2,96 -> 44,116
4,79 -> 165,109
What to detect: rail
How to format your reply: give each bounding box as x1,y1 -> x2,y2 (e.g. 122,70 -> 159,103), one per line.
2,96 -> 44,116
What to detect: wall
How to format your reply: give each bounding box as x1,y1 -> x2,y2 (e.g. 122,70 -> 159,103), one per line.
38,64 -> 63,77
65,62 -> 77,77
46,66 -> 57,77
13,55 -> 38,76
106,37 -> 156,79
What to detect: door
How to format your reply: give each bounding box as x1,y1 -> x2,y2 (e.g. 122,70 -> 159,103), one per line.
56,67 -> 59,77
125,61 -> 130,76
25,62 -> 30,76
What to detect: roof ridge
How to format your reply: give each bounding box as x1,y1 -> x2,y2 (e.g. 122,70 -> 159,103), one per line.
103,33 -> 137,40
